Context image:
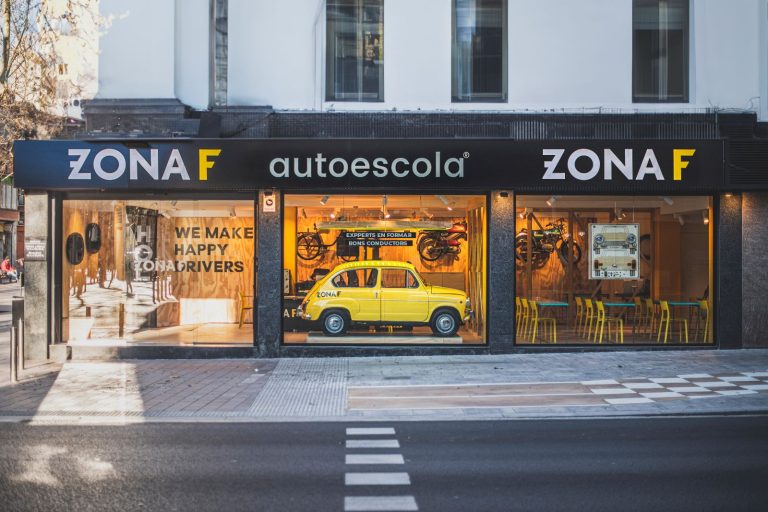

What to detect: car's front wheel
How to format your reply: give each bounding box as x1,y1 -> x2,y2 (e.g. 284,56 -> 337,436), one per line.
321,310 -> 349,336
430,309 -> 460,337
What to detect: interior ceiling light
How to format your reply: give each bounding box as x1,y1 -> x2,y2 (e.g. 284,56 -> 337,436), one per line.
436,194 -> 453,211
229,207 -> 236,217
674,213 -> 684,226
381,195 -> 391,219
659,196 -> 674,205
301,208 -> 307,219
518,207 -> 530,219
330,208 -> 340,220
420,208 -> 434,219
546,195 -> 559,207
702,210 -> 709,224
320,195 -> 330,206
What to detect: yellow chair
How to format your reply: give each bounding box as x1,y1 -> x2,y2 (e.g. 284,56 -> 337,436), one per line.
517,298 -> 531,340
657,300 -> 688,343
644,298 -> 657,334
574,296 -> 584,333
238,291 -> 254,328
515,297 -> 522,329
582,299 -> 596,338
594,301 -> 624,344
529,301 -> 557,343
696,300 -> 710,342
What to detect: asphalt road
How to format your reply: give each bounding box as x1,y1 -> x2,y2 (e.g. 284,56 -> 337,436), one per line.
0,416 -> 767,512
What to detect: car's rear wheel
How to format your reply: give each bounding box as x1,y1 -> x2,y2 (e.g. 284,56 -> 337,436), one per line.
321,310 -> 349,336
430,309 -> 460,337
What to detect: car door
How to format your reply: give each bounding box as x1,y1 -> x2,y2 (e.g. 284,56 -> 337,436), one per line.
330,268 -> 380,322
379,268 -> 429,323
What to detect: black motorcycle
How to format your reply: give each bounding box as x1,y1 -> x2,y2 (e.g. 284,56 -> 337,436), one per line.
515,218 -> 582,269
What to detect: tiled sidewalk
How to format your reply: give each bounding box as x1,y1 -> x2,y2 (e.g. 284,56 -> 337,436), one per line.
0,350 -> 767,423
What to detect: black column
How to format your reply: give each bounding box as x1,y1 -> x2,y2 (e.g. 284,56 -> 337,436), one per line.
256,190 -> 281,357
716,193 -> 742,349
488,191 -> 516,352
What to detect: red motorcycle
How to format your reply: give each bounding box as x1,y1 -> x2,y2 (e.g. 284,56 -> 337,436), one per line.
417,221 -> 468,261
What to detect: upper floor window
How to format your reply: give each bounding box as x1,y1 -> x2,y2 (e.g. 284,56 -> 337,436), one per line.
326,0 -> 384,102
452,0 -> 507,103
633,0 -> 689,102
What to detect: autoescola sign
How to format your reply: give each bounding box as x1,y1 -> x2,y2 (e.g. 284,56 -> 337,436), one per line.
12,139 -> 723,192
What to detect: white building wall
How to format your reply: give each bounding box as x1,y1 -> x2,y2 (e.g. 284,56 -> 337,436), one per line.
98,0 -> 176,98
97,0 -> 767,116
174,0 -> 210,109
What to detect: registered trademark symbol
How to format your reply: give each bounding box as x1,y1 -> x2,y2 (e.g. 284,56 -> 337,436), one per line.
463,152 -> 470,158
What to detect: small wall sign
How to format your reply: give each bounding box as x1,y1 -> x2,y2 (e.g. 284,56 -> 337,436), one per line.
25,236 -> 47,261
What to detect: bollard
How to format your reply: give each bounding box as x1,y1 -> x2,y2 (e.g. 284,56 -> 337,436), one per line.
10,326 -> 17,384
118,303 -> 125,338
86,306 -> 92,317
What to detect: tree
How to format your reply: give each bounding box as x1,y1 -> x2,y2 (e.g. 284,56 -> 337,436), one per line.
0,0 -> 99,180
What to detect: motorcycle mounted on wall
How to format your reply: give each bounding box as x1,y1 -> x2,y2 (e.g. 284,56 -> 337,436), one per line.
417,221 -> 468,261
515,217 -> 582,269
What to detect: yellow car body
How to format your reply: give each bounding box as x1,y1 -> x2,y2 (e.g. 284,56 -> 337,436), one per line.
297,260 -> 472,336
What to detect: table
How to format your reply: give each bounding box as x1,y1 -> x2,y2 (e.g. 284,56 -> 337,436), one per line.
603,302 -> 638,334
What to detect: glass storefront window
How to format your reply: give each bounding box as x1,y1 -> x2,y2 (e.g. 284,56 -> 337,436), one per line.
283,194 -> 487,345
62,199 -> 255,344
515,195 -> 713,345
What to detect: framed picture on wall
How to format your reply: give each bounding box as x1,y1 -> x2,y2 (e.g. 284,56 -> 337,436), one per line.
588,223 -> 640,280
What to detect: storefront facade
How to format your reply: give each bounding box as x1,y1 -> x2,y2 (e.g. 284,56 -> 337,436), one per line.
12,128 -> 768,358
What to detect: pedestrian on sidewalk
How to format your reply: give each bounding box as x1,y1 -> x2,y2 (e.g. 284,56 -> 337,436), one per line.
1,256 -> 18,282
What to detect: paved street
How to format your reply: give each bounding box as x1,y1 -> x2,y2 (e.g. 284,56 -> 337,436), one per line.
1,416 -> 767,512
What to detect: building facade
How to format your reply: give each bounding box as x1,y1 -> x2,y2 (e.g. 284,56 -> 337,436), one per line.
13,0 -> 768,359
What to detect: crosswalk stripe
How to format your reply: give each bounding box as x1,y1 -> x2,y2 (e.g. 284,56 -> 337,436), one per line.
344,496 -> 418,511
345,472 -> 411,486
346,454 -> 404,465
347,439 -> 400,449
347,428 -> 396,436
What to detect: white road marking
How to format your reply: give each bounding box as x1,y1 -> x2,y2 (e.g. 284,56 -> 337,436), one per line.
715,389 -> 759,396
11,444 -> 67,487
666,386 -> 709,393
650,377 -> 689,384
693,381 -> 739,388
623,382 -> 665,390
678,373 -> 712,379
345,472 -> 411,486
720,376 -> 759,382
582,379 -> 618,385
346,454 -> 405,465
347,439 -> 401,449
604,397 -> 655,405
591,388 -> 637,395
344,496 -> 418,511
743,372 -> 768,377
347,428 -> 396,436
741,384 -> 768,390
639,391 -> 684,398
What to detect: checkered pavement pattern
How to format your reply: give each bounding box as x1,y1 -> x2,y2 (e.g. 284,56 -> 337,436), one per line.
584,371 -> 768,405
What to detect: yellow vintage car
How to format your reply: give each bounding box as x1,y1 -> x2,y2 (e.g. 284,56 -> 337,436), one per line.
297,260 -> 472,337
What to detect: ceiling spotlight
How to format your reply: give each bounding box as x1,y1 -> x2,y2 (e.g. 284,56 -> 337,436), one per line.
330,208 -> 341,220
617,209 -> 627,220
659,196 -> 674,205
229,207 -> 236,217
702,210 -> 709,224
546,195 -> 559,207
518,207 -> 530,219
674,213 -> 684,226
301,208 -> 307,219
420,208 -> 434,220
436,194 -> 453,210
320,195 -> 330,206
